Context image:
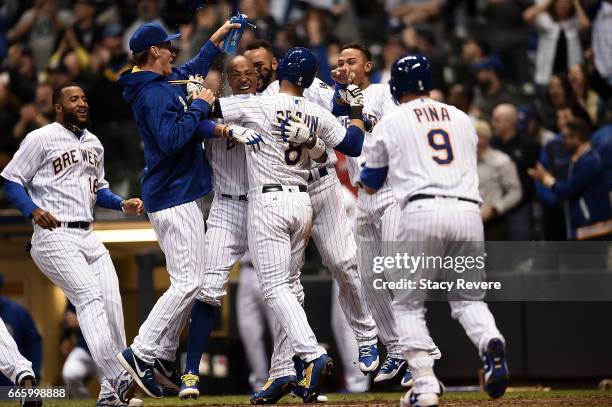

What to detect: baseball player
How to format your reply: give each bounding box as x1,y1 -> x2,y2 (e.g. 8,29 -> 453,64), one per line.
215,47 -> 367,403
0,317 -> 40,407
328,43 -> 443,386
153,55 -> 263,399
116,21 -> 262,399
245,39 -> 381,377
359,55 -> 509,407
0,83 -> 143,406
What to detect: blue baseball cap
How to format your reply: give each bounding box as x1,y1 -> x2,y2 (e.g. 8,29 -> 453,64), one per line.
129,22 -> 181,54
474,55 -> 504,76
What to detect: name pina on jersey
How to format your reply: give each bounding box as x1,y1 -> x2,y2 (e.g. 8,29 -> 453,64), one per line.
52,148 -> 100,175
412,106 -> 451,123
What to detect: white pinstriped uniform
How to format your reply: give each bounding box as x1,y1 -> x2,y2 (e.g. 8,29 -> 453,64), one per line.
0,123 -> 128,399
336,84 -> 408,359
363,97 -> 504,394
261,80 -> 378,378
156,126 -> 251,360
0,318 -> 34,384
219,92 -> 345,364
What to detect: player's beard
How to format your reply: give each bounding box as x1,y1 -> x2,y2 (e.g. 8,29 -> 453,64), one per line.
64,109 -> 91,132
258,69 -> 274,93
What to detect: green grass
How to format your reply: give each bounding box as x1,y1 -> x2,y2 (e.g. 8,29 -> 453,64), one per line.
2,389 -> 611,407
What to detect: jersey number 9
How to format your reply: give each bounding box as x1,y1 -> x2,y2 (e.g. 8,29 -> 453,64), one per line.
427,129 -> 454,165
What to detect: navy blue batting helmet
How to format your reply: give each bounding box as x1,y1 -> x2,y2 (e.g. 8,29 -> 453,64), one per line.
388,54 -> 432,100
277,47 -> 318,88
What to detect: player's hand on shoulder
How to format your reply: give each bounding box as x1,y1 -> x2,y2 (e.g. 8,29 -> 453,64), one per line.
32,208 -> 59,230
271,112 -> 313,145
122,198 -> 145,216
193,87 -> 216,105
226,124 -> 265,152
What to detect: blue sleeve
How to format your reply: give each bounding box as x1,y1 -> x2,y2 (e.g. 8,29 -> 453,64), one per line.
552,157 -> 600,200
3,179 -> 38,218
535,147 -> 557,204
360,166 -> 388,190
96,188 -> 124,211
194,120 -> 218,140
334,125 -> 364,157
170,41 -> 220,80
20,311 -> 42,378
145,87 -> 211,156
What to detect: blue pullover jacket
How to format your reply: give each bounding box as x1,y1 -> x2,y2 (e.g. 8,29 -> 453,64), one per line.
117,40 -> 219,212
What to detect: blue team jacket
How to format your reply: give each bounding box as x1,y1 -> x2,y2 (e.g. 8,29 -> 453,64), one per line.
118,41 -> 219,212
551,148 -> 611,239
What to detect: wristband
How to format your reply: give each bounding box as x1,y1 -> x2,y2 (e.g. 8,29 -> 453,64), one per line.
350,105 -> 363,120
308,137 -> 326,161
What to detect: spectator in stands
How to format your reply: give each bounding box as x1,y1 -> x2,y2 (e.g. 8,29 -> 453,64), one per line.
371,36 -> 406,84
447,83 -> 475,117
385,0 -> 443,27
123,0 -> 169,54
175,5 -> 223,65
0,273 -> 42,385
473,56 -> 517,120
451,37 -> 489,89
480,0 -> 532,84
529,119 -> 612,240
591,97 -> 612,195
6,44 -> 37,104
537,72 -> 575,131
64,0 -> 99,52
0,84 -> 19,168
569,63 -> 604,125
60,301 -> 93,399
12,83 -> 53,143
491,103 -> 541,240
523,0 -> 590,88
7,0 -> 72,71
591,0 -> 612,86
476,120 -> 523,240
534,105 -> 588,240
519,105 -> 556,147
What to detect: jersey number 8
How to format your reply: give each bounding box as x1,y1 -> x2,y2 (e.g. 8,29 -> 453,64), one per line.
427,129 -> 454,165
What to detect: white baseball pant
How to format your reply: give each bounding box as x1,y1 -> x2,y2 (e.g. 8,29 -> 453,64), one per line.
132,198 -> 206,364
355,187 -> 404,358
392,198 -> 504,394
309,169 -> 377,346
30,225 -> 126,399
237,260 -> 275,390
248,187 -> 325,365
0,318 -> 34,384
156,195 -> 249,361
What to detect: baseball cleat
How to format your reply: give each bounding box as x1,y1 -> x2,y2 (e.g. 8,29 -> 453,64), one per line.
16,371 -> 42,407
154,358 -> 181,395
374,356 -> 406,383
400,389 -> 439,407
301,355 -> 334,403
117,347 -> 163,398
482,338 -> 509,399
96,395 -> 143,407
179,371 -> 200,399
401,368 -> 414,388
250,375 -> 297,404
116,371 -> 136,404
358,344 -> 379,373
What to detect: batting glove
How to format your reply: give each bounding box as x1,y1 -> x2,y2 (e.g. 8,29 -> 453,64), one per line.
337,84 -> 364,119
271,112 -> 313,144
226,124 -> 265,152
186,74 -> 205,96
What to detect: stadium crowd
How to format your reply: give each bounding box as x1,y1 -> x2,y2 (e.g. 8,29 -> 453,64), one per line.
0,0 -> 610,241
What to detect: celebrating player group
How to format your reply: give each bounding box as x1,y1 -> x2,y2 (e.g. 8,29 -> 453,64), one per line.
1,13 -> 510,407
